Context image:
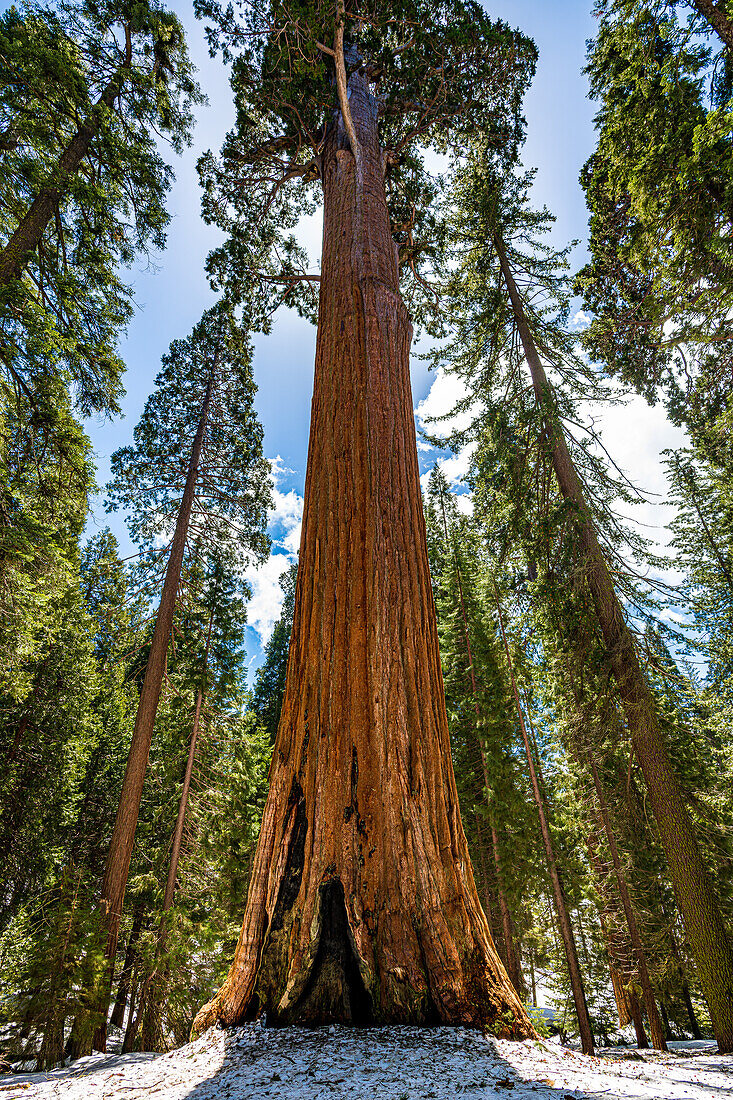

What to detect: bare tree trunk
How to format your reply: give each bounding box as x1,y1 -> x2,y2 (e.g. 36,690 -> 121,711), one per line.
73,373 -> 215,1056
667,927 -> 702,1039
109,908 -> 143,1029
0,35 -> 132,286
529,944 -> 537,1007
495,233 -> 733,1053
495,597 -> 595,1055
587,832 -> 649,1047
588,751 -> 667,1050
489,820 -> 524,997
192,71 -> 533,1039
474,811 -> 497,942
140,613 -> 214,1052
121,967 -> 140,1054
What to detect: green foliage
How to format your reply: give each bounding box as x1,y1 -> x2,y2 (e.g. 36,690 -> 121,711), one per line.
0,0 -> 202,417
252,562 -> 296,742
194,0 -> 536,329
0,378 -> 92,703
576,0 -> 733,455
106,303 -> 272,597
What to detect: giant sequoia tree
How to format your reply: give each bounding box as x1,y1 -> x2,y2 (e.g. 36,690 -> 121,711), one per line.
192,0 -> 537,1036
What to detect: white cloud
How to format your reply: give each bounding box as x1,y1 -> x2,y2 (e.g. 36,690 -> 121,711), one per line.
578,391 -> 688,577
571,310 -> 591,330
270,454 -> 294,484
245,552 -> 294,643
271,487 -> 303,533
245,458 -> 304,645
439,442 -> 476,487
415,367 -> 476,439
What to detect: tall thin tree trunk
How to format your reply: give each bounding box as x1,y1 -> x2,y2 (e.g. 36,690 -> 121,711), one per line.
495,233 -> 733,1053
74,372 -> 215,1056
121,966 -> 140,1054
587,750 -> 667,1051
0,33 -> 132,286
474,811 -> 497,942
667,926 -> 702,1039
192,70 -> 533,1039
691,0 -> 733,48
529,944 -> 537,1007
438,486 -> 520,987
495,596 -> 595,1055
587,832 -> 649,1047
489,820 -> 524,996
140,612 -> 214,1051
109,908 -> 143,1029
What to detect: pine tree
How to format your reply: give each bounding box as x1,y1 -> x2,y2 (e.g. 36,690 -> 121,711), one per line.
0,0 -> 201,418
71,304 -> 271,1054
576,0 -> 733,457
437,151 -> 733,1051
252,563 -> 297,742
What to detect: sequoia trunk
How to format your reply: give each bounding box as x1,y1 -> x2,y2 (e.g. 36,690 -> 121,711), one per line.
192,73 -> 532,1038
495,234 -> 733,1053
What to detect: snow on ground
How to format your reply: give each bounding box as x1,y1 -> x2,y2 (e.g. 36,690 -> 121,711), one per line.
0,1024 -> 730,1100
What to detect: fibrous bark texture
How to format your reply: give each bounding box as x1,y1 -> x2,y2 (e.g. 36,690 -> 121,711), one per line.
193,73 -> 533,1039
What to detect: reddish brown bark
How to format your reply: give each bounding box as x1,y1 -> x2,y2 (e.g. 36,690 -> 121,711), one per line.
81,372 -> 215,1055
495,598 -> 595,1055
192,72 -> 532,1039
495,234 -> 733,1053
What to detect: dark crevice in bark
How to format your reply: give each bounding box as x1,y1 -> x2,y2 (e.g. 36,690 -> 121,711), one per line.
283,878 -> 373,1026
270,779 -> 307,933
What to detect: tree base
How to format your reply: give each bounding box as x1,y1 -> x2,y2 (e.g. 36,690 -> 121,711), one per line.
192,869 -> 534,1040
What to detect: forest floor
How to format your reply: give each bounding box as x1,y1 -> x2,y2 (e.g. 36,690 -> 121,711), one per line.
0,1022 -> 730,1100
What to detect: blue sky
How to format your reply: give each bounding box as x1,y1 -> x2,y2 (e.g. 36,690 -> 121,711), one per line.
83,0 -> 685,676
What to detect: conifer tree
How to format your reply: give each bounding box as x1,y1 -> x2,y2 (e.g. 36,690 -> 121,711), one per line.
137,561 -> 251,1051
252,562 -> 297,743
192,0 -> 538,1037
72,304 -> 270,1054
0,0 -> 201,417
576,0 -> 733,456
437,151 -> 733,1051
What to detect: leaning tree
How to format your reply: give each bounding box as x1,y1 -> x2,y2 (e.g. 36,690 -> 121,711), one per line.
192,0 -> 537,1036
67,303 -> 271,1055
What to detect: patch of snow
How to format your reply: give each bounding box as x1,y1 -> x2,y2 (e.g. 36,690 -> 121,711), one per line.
0,1024 -> 730,1099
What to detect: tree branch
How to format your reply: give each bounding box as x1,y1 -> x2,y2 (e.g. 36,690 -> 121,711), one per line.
334,0 -> 361,168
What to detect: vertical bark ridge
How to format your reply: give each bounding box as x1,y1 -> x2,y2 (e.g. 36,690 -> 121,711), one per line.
192,73 -> 533,1039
